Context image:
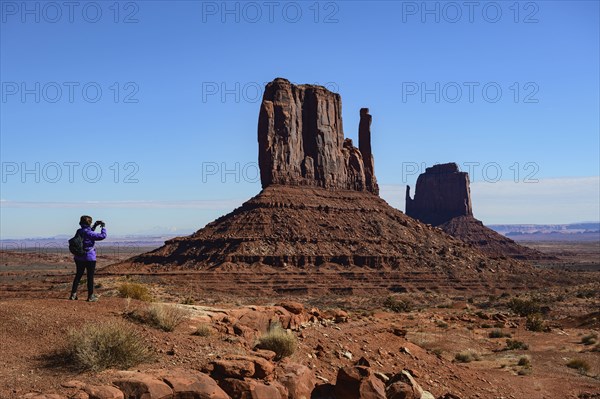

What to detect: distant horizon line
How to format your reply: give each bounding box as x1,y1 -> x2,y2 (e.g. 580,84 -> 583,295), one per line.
1,221 -> 598,241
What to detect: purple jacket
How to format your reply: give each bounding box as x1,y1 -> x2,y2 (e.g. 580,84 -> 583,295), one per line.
73,223 -> 107,262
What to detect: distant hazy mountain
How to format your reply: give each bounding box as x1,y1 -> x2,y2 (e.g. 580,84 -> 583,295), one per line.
3,223 -> 598,247
488,222 -> 600,242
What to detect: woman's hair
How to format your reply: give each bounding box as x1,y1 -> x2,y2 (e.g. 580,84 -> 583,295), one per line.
80,215 -> 93,226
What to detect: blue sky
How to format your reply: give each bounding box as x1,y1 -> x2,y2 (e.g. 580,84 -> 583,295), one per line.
1,0 -> 599,238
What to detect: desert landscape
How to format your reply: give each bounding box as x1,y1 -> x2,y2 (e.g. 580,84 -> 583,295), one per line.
0,79 -> 598,399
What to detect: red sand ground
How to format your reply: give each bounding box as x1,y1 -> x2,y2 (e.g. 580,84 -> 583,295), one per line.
0,243 -> 598,399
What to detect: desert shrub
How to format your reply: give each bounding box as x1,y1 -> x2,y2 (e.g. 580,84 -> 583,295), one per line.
576,290 -> 596,299
581,333 -> 598,346
525,314 -> 547,332
66,321 -> 153,371
475,311 -> 488,319
129,304 -> 188,332
493,322 -> 505,329
118,282 -> 152,302
489,329 -> 511,338
146,304 -> 188,332
518,356 -> 531,366
436,321 -> 449,329
508,298 -> 541,316
383,296 -> 412,313
255,323 -> 297,360
431,348 -> 443,357
454,351 -> 479,363
181,296 -> 195,305
566,359 -> 590,374
193,323 -> 213,337
505,339 -> 529,351
481,323 -> 492,329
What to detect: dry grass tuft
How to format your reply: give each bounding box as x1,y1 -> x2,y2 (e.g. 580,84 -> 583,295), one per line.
454,350 -> 480,363
118,282 -> 152,302
505,339 -> 529,351
192,323 -> 213,337
581,333 -> 598,346
489,329 -> 511,338
66,321 -> 153,371
566,359 -> 590,374
383,296 -> 412,313
256,323 -> 297,360
525,313 -> 547,332
145,304 -> 188,332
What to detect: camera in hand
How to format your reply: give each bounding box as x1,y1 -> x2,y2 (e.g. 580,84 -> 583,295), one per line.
92,220 -> 106,230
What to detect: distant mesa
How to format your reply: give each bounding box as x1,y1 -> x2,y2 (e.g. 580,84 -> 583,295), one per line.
406,163 -> 554,261
405,163 -> 472,226
106,78 -> 537,292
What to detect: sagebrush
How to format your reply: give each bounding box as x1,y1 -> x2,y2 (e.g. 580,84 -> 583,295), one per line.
118,282 -> 152,301
256,323 -> 297,360
66,321 -> 153,371
383,296 -> 412,313
146,304 -> 189,332
525,313 -> 547,332
489,329 -> 511,338
508,298 -> 541,316
193,323 -> 213,337
128,304 -> 189,332
505,339 -> 529,351
566,359 -> 590,374
454,351 -> 480,363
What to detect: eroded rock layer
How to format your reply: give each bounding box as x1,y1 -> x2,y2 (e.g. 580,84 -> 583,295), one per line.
439,216 -> 555,261
108,185 -> 533,287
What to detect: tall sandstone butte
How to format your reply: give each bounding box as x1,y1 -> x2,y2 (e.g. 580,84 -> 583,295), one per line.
406,163 -> 553,260
258,78 -> 378,194
107,78 -> 539,292
405,163 -> 473,226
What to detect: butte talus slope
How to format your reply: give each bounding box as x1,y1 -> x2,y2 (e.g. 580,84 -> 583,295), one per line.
108,78 -> 535,287
406,163 -> 553,260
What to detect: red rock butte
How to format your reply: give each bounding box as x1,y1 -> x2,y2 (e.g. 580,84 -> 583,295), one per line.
258,78 -> 378,194
107,78 -> 542,291
406,163 -> 553,261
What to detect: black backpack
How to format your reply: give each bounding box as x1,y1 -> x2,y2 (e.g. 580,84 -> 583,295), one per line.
68,230 -> 86,256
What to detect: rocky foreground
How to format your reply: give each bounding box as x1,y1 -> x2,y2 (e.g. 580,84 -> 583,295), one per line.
2,281 -> 599,399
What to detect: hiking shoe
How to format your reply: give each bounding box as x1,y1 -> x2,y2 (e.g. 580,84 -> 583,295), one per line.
87,294 -> 98,302
69,293 -> 78,300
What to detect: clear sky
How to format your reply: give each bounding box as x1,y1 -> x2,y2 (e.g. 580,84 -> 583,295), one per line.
1,0 -> 599,238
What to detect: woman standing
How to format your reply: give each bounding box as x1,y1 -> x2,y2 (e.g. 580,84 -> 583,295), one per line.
69,215 -> 107,302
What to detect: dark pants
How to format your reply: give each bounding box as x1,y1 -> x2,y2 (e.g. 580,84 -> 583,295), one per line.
71,260 -> 96,297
